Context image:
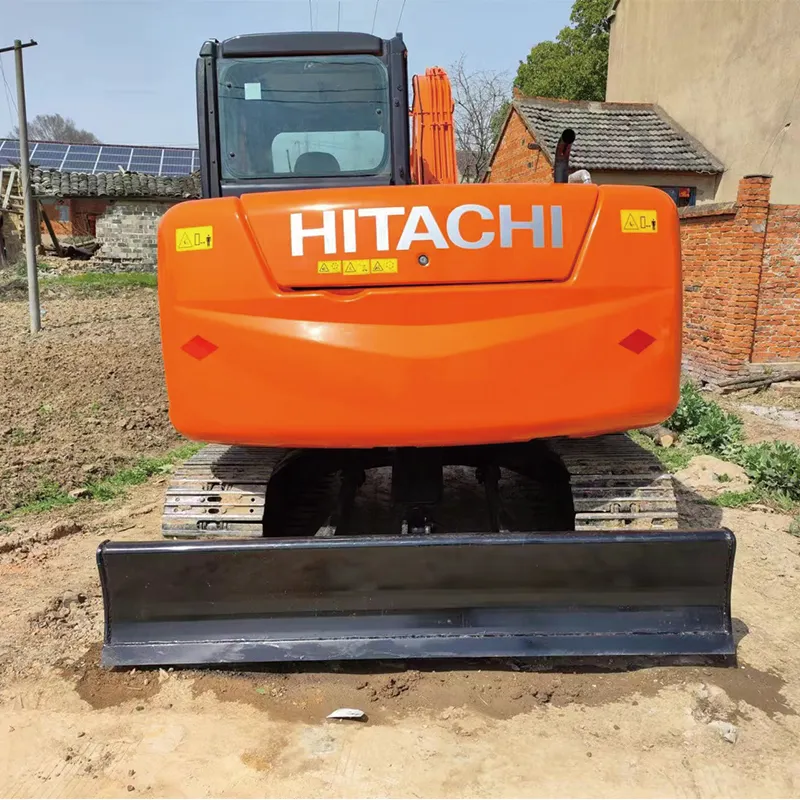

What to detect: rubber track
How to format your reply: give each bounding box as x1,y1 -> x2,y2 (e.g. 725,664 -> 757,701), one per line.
162,445 -> 289,538
549,435 -> 678,530
161,434 -> 678,538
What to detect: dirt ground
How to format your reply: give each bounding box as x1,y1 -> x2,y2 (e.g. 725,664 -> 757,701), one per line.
0,286 -> 180,514
1,485 -> 799,798
1,288 -> 800,798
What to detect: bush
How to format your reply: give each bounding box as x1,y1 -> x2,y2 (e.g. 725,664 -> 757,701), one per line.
667,382 -> 744,456
740,441 -> 800,501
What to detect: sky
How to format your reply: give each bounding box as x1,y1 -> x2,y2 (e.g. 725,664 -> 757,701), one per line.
0,0 -> 571,147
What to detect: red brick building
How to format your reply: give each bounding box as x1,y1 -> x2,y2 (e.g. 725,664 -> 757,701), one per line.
486,96 -> 723,204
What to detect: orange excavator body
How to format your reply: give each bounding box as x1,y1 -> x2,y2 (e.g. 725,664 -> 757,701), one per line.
95,33 -> 735,672
157,40 -> 680,450
158,181 -> 680,449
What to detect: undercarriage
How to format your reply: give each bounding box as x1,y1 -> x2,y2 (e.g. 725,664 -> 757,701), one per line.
160,434 -> 679,539
94,433 -> 735,668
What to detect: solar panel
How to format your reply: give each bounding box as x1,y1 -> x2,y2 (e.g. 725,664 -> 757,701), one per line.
0,139 -> 199,176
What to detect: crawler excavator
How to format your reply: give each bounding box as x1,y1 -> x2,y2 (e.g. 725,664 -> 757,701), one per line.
96,31 -> 736,667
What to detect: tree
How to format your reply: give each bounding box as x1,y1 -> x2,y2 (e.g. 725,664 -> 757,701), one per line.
8,113 -> 100,143
449,57 -> 510,183
514,0 -> 610,101
490,100 -> 511,144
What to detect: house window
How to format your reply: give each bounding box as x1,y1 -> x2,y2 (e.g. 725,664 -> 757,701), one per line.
657,186 -> 696,207
56,204 -> 69,222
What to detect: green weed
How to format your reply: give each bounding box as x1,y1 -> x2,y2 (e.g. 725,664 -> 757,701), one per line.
667,381 -> 744,456
11,480 -> 75,517
1,441 -> 203,519
41,272 -> 157,291
740,440 -> 800,501
635,381 -> 800,514
86,442 -> 202,501
8,427 -> 38,446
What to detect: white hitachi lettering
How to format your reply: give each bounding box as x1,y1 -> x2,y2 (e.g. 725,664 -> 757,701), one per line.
550,205 -> 563,248
397,206 -> 450,250
358,207 -> 405,251
290,209 -> 337,256
342,209 -> 357,253
499,204 -> 545,248
289,204 -> 564,256
446,204 -> 495,249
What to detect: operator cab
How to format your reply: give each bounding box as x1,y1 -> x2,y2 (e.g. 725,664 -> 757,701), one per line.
196,32 -> 411,198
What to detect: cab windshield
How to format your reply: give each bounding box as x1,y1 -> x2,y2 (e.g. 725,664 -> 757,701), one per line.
217,54 -> 390,180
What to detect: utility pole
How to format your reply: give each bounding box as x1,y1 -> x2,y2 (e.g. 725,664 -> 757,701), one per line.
0,39 -> 40,333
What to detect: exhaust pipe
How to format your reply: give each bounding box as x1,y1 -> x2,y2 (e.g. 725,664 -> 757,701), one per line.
553,128 -> 576,184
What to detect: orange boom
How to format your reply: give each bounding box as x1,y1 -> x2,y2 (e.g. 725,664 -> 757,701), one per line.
96,31 -> 735,670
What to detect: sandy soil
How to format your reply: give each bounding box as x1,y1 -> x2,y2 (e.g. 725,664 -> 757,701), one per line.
1,289 -> 800,797
0,466 -> 798,798
720,394 -> 800,447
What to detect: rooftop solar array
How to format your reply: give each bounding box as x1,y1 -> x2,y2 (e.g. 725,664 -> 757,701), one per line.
0,139 -> 199,176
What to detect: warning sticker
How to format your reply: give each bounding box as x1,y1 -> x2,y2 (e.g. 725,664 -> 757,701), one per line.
343,259 -> 371,275
176,226 -> 214,251
370,258 -> 398,274
317,260 -> 342,274
621,210 -> 658,234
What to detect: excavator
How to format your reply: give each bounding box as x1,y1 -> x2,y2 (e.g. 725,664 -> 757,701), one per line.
96,31 -> 736,667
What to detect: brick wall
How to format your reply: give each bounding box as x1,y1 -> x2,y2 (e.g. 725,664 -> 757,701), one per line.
752,204 -> 800,363
486,109 -> 553,184
39,199 -> 71,238
70,198 -> 110,237
680,175 -> 800,383
93,199 -> 177,271
680,177 -> 771,379
39,198 -> 110,240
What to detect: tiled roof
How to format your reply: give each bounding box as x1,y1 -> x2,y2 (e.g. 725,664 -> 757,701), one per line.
512,97 -> 723,173
31,168 -> 201,199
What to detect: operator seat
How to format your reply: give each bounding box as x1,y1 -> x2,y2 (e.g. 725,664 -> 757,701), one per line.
294,151 -> 341,176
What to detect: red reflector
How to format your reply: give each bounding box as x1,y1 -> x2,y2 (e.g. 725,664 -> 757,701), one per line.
619,329 -> 656,355
182,336 -> 218,360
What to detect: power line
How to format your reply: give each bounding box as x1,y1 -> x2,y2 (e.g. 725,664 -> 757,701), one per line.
0,54 -> 17,126
309,0 -> 313,29
371,0 -> 380,34
337,1 -> 341,31
395,0 -> 408,31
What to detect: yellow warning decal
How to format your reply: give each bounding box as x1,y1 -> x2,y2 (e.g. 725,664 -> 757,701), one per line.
343,259 -> 371,275
621,210 -> 658,234
370,258 -> 398,274
176,226 -> 213,251
317,260 -> 342,274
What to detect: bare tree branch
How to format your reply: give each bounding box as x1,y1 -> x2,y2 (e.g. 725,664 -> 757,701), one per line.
449,57 -> 510,183
9,113 -> 100,144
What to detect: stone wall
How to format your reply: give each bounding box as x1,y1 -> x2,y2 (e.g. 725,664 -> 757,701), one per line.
93,199 -> 178,270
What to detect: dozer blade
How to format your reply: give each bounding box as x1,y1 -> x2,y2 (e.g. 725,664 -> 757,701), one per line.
97,530 -> 736,668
